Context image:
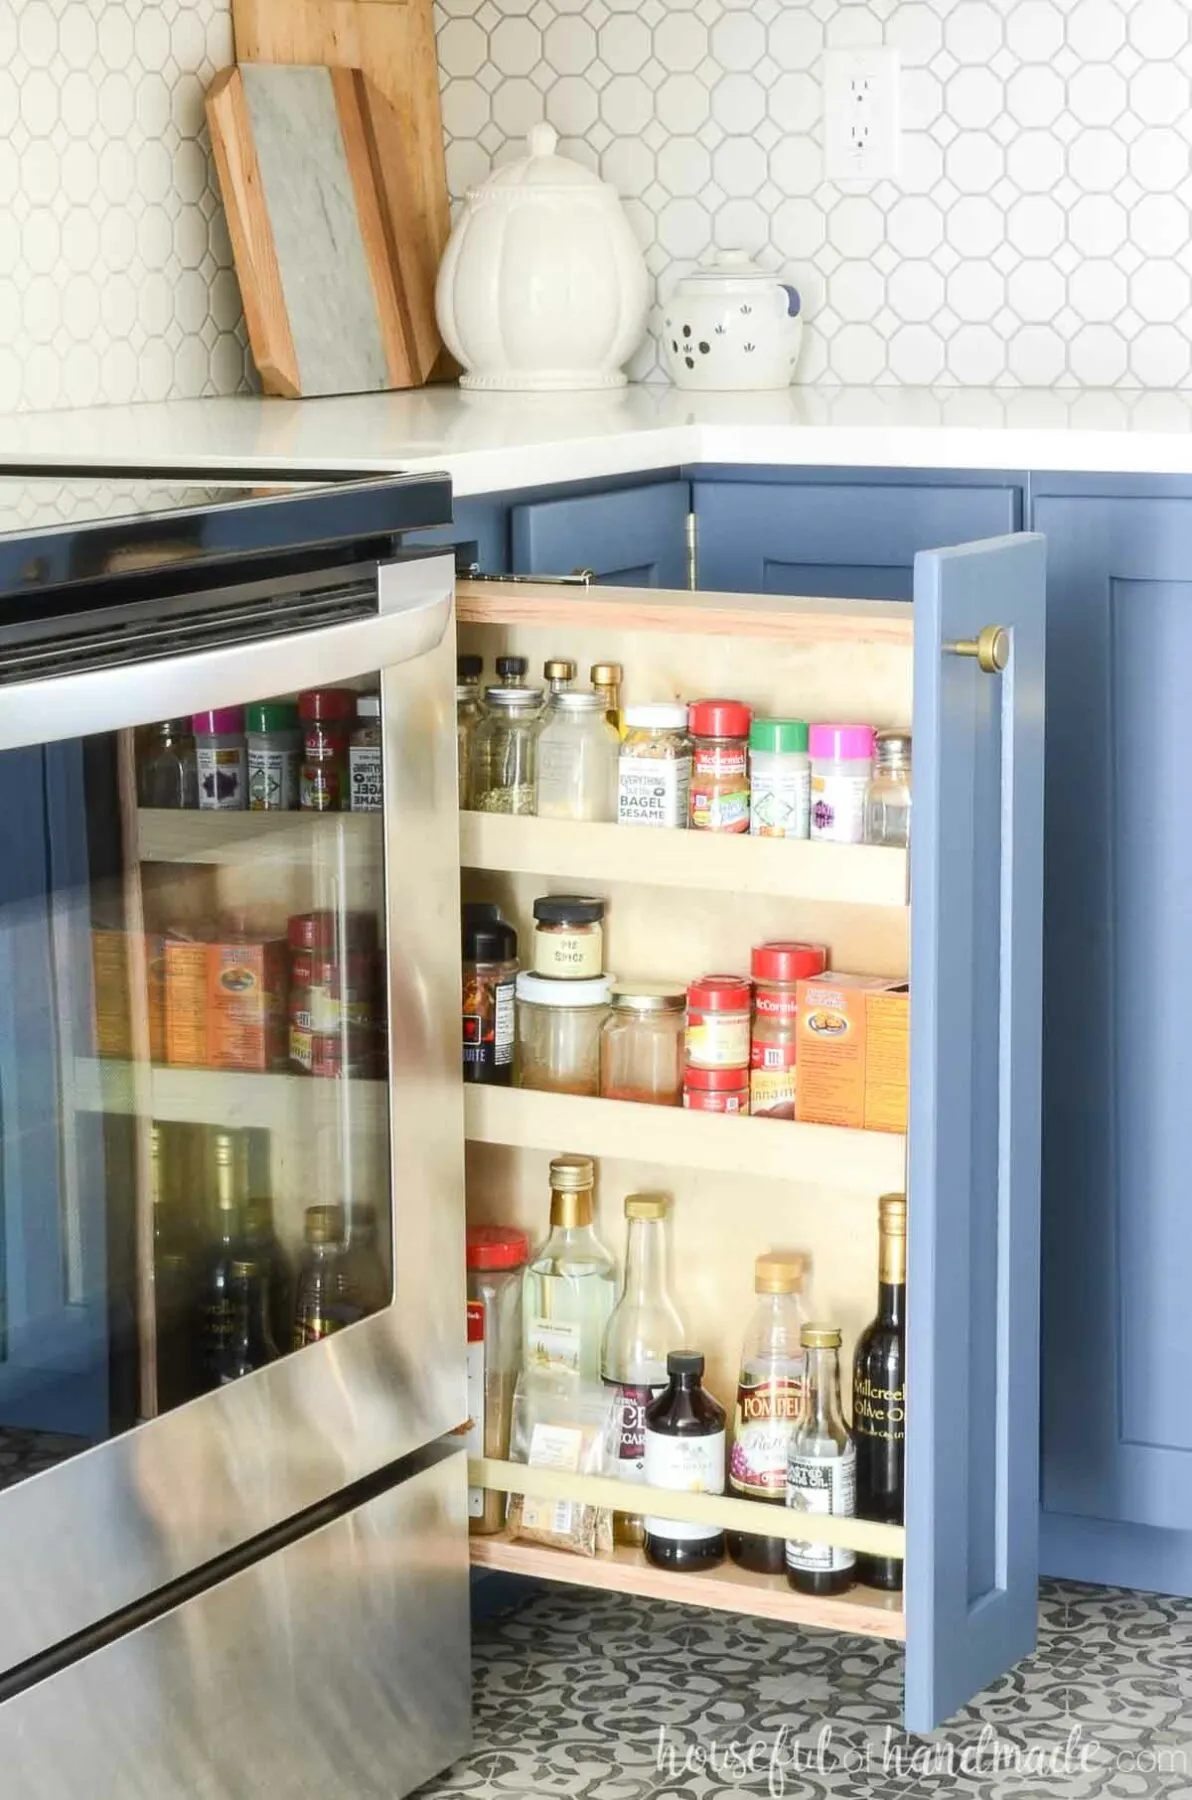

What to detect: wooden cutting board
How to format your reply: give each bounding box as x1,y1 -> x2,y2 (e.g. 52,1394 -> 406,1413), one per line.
207,63 -> 441,397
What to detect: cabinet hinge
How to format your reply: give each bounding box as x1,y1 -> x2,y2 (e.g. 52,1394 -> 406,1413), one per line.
686,512 -> 698,592
456,556 -> 594,587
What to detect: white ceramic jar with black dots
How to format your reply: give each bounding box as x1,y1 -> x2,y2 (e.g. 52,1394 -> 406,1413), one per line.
662,250 -> 803,391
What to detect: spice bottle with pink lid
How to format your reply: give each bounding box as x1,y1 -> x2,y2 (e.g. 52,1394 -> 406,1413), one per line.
809,724 -> 876,845
194,707 -> 247,811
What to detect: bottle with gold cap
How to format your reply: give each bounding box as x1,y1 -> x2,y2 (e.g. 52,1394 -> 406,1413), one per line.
728,1250 -> 809,1573
543,657 -> 577,697
523,1154 -> 617,1382
600,1193 -> 685,1545
785,1323 -> 856,1596
590,662 -> 624,736
853,1192 -> 906,1591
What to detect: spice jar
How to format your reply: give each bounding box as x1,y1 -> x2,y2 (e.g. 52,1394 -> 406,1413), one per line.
246,701 -> 301,812
536,691 -> 619,822
865,729 -> 912,848
463,910 -> 518,1085
532,895 -> 605,979
591,661 -> 624,736
310,1028 -> 374,1079
686,974 -> 752,1070
600,981 -> 686,1105
750,940 -> 828,1120
349,694 -> 383,812
466,1225 -> 530,1535
516,971 -> 612,1095
688,699 -> 752,833
473,686 -> 545,815
617,703 -> 692,829
457,655 -> 484,810
138,717 -> 198,809
683,1065 -> 750,1113
194,707 -> 247,811
750,718 -> 810,839
289,948 -> 315,1072
809,723 -> 876,845
299,688 -> 357,812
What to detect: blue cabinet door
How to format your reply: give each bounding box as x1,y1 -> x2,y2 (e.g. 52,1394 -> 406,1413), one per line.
695,478 -> 1022,599
1035,489 -> 1192,1543
905,534 -> 1046,1732
511,482 -> 689,586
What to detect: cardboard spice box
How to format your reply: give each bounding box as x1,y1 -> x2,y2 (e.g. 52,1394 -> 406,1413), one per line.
165,936 -> 289,1073
794,972 -> 909,1135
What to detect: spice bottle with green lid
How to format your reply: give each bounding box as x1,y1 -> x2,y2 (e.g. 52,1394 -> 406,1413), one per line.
750,718 -> 810,839
349,695 -> 383,812
247,701 -> 302,812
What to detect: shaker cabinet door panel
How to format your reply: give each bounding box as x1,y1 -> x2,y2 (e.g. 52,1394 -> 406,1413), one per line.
1036,492 -> 1192,1535
904,533 -> 1046,1733
511,482 -> 690,587
694,479 -> 1022,599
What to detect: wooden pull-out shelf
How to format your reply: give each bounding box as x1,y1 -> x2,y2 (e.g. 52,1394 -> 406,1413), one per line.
136,809 -> 380,866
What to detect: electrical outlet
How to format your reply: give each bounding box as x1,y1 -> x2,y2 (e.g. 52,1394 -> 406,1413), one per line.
823,47 -> 901,183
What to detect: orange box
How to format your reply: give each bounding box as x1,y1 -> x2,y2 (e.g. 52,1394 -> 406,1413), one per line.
206,938 -> 289,1072
794,972 -> 909,1134
92,930 -> 166,1062
164,939 -> 210,1068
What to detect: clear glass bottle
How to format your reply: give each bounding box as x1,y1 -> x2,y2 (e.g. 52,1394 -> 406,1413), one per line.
591,661 -> 624,736
785,1324 -> 856,1597
456,655 -> 484,810
467,1225 -> 529,1535
865,729 -> 912,848
600,982 -> 686,1106
340,1202 -> 390,1317
472,685 -> 545,815
543,657 -> 577,696
728,1252 -> 809,1573
522,1154 -> 617,1382
138,718 -> 198,809
292,1204 -> 363,1348
601,1194 -> 685,1545
644,1350 -> 727,1571
536,691 -> 620,822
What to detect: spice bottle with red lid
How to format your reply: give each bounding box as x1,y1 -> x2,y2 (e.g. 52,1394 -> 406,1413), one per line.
685,974 -> 752,1070
299,688 -> 357,812
750,940 -> 829,1120
683,1065 -> 750,1114
688,699 -> 752,834
466,1225 -> 529,1534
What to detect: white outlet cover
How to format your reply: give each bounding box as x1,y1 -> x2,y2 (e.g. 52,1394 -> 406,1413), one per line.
823,46 -> 901,185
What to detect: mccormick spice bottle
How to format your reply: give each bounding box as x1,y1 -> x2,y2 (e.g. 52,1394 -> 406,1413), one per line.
728,1253 -> 809,1573
298,687 -> 357,812
688,699 -> 752,833
750,941 -> 828,1120
643,1349 -> 727,1571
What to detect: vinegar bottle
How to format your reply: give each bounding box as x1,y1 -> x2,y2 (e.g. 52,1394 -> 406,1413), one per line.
522,1155 -> 616,1381
785,1325 -> 856,1597
643,1350 -> 727,1572
601,1194 -> 685,1546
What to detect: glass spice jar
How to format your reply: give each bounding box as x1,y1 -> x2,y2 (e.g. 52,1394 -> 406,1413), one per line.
457,655 -> 484,810
462,910 -> 518,1085
865,729 -> 912,848
348,694 -> 383,812
685,974 -> 753,1070
683,1065 -> 750,1113
750,940 -> 828,1120
138,717 -> 199,810
516,971 -> 612,1095
472,686 -> 546,815
299,688 -> 357,812
600,981 -> 686,1106
536,691 -> 619,822
617,703 -> 692,829
466,1225 -> 530,1534
688,699 -> 752,833
532,895 -> 605,979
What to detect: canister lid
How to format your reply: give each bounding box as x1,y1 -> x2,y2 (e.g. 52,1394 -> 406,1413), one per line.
687,974 -> 751,1011
801,1322 -> 842,1349
477,121 -> 608,193
533,895 -> 605,925
516,971 -> 612,1006
549,1153 -> 595,1191
751,941 -> 828,984
750,717 -> 809,754
688,698 -> 752,739
193,707 -> 244,734
484,685 -> 545,708
465,918 -> 518,963
356,695 -> 381,720
467,1225 -> 529,1271
246,701 -> 298,734
457,654 -> 483,682
667,1349 -> 704,1377
548,690 -> 606,713
808,723 -> 876,761
611,980 -> 686,1012
298,687 -> 357,723
543,659 -> 577,681
625,1193 -> 669,1219
624,702 -> 689,731
591,662 -> 623,684
755,1250 -> 808,1293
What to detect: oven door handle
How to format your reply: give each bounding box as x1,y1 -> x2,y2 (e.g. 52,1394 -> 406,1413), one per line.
0,556 -> 454,752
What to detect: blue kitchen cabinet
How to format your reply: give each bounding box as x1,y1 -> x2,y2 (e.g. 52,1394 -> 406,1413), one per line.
511,480 -> 689,586
694,473 -> 1023,598
1034,479 -> 1192,1592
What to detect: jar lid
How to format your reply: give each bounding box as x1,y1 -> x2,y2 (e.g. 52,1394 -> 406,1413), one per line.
463,901 -> 501,926
533,895 -> 605,925
684,1063 -> 749,1090
875,727 -> 912,761
681,248 -> 794,290
751,941 -> 828,984
624,702 -> 688,730
751,717 -> 809,754
549,691 -> 606,713
549,1152 -> 595,1190
591,662 -> 623,683
304,1203 -> 346,1244
287,910 -> 377,951
484,685 -> 545,708
611,980 -> 686,1012
467,1224 -> 529,1270
496,656 -> 528,679
543,659 -> 577,681
667,1348 -> 704,1377
465,918 -> 518,963
755,1250 -> 808,1293
298,688 -> 357,723
801,1322 -> 842,1349
356,695 -> 381,720
687,974 -> 752,1010
477,121 -> 608,193
516,971 -> 612,1006
246,701 -> 298,734
625,1193 -> 669,1219
688,698 -> 752,739
457,654 -> 483,681
193,707 -> 244,734
808,722 -> 876,761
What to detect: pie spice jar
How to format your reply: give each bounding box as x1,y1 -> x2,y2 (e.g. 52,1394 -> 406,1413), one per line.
688,699 -> 752,833
685,974 -> 752,1069
750,940 -> 828,1120
532,895 -> 605,979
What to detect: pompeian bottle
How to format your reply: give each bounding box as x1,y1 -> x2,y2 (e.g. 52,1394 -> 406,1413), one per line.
600,1194 -> 685,1546
217,1258 -> 280,1383
643,1350 -> 727,1571
728,1252 -> 809,1573
785,1325 -> 856,1597
196,1129 -> 246,1392
853,1192 -> 907,1590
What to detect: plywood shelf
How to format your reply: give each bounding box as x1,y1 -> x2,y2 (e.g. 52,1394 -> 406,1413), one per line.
464,1085 -> 905,1191
470,1534 -> 905,1641
73,1058 -> 388,1131
461,812 -> 908,908
136,809 -> 381,866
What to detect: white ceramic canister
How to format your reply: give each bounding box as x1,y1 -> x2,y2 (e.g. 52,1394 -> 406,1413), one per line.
435,123 -> 649,392
663,251 -> 803,392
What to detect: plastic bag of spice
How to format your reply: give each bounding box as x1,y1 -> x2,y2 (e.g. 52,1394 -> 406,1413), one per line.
505,1371 -> 617,1556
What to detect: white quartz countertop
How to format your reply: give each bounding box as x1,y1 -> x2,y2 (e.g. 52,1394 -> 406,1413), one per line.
5,383 -> 1192,493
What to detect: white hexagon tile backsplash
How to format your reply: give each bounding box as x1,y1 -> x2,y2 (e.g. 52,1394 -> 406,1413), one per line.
437,0 -> 1192,388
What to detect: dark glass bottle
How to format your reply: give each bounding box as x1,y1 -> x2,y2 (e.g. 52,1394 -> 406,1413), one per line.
217,1258 -> 280,1383
196,1129 -> 245,1392
341,1202 -> 390,1316
785,1325 -> 856,1597
240,1130 -> 290,1347
643,1349 -> 727,1571
150,1122 -> 202,1410
292,1205 -> 364,1348
853,1192 -> 907,1591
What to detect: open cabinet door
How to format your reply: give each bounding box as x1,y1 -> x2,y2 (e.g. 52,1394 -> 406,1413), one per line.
904,534 -> 1046,1732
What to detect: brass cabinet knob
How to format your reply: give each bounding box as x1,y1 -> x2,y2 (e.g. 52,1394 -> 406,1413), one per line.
946,624 -> 1009,674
